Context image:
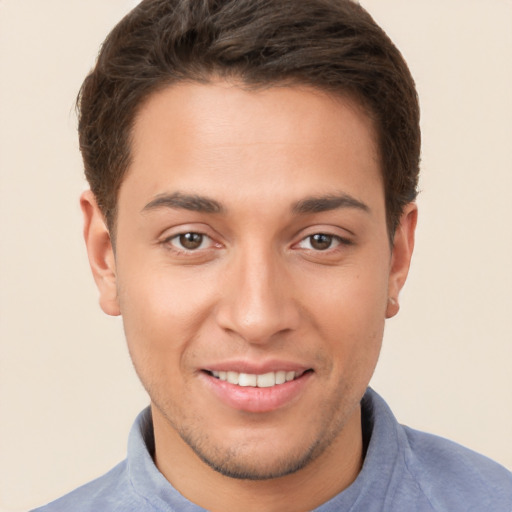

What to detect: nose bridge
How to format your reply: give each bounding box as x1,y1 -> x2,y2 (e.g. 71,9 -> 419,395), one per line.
217,240 -> 298,343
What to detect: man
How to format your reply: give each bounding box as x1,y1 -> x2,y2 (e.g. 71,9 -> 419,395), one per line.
32,0 -> 512,510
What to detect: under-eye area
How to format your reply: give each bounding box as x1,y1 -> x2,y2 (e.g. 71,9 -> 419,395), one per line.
203,369 -> 314,388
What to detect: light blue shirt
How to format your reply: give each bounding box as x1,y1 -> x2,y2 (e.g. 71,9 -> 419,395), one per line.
32,388 -> 512,511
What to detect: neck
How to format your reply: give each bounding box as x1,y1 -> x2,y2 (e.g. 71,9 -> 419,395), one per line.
152,406 -> 363,512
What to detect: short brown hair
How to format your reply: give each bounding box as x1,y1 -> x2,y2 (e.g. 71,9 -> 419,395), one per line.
77,0 -> 420,238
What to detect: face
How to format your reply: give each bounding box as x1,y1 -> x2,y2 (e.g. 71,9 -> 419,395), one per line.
83,81 -> 415,482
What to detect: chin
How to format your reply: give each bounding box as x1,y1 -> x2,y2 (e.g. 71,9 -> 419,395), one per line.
175,418 -> 341,481
187,439 -> 319,481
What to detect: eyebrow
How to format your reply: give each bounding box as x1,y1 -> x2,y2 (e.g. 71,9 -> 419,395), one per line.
142,191 -> 369,216
292,194 -> 370,214
142,192 -> 224,214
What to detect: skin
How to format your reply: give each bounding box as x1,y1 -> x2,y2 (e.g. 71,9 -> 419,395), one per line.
82,81 -> 416,512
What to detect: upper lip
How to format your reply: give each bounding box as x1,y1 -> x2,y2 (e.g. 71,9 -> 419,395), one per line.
201,359 -> 312,375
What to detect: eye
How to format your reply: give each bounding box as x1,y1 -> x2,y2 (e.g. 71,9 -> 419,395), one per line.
297,233 -> 347,251
167,232 -> 212,251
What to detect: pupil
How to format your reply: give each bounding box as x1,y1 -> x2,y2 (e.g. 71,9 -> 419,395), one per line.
311,233 -> 332,250
180,233 -> 203,250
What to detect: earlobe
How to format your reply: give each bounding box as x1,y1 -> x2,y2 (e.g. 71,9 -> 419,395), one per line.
80,190 -> 120,316
386,203 -> 418,319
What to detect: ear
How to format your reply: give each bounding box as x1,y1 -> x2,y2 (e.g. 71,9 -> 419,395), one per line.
386,203 -> 418,319
80,190 -> 120,316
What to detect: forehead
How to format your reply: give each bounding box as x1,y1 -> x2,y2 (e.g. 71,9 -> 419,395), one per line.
132,81 -> 378,154
123,81 -> 383,214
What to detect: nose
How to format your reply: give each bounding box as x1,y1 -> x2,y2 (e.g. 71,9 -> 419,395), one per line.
215,246 -> 301,345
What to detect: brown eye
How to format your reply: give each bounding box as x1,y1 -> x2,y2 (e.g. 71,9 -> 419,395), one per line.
178,232 -> 204,250
165,231 -> 218,256
309,233 -> 334,250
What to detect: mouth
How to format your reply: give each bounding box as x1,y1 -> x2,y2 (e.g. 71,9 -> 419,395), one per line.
203,369 -> 312,388
201,366 -> 314,413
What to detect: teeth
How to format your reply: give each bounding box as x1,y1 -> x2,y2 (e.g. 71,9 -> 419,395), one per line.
285,371 -> 295,382
210,370 -> 300,388
238,373 -> 257,387
227,371 -> 239,385
275,371 -> 286,385
257,372 -> 275,388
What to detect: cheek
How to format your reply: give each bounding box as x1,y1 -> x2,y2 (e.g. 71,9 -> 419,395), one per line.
115,261 -> 217,364
301,261 -> 388,369
304,262 -> 389,327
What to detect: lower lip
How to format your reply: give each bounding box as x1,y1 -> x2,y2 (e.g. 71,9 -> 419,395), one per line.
201,371 -> 313,413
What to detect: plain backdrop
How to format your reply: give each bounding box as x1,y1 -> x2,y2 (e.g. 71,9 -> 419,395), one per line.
1,1 -> 511,510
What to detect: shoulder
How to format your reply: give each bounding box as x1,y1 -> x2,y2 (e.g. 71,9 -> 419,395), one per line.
400,425 -> 512,511
30,460 -> 144,512
362,389 -> 512,511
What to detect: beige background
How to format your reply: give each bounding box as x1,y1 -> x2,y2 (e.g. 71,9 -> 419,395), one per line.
1,1 -> 511,510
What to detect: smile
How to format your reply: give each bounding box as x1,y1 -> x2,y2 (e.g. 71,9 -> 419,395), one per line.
207,370 -> 305,388
202,367 -> 314,412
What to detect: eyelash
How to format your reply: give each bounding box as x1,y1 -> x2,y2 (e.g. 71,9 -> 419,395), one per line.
163,232 -> 216,253
162,231 -> 352,255
295,233 -> 353,252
